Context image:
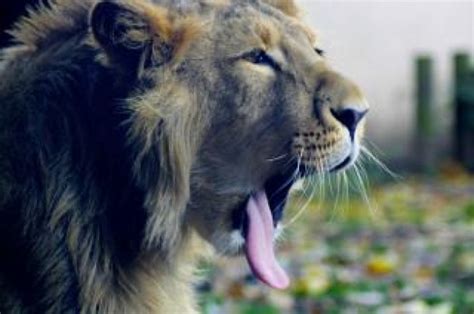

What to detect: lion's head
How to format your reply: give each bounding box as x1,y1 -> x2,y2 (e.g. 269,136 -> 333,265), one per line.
88,0 -> 368,289
85,0 -> 369,288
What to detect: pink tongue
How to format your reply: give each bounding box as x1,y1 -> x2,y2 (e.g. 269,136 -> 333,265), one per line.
244,191 -> 289,289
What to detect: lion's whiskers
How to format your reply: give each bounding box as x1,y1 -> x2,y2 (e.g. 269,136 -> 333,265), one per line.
328,169 -> 349,221
269,149 -> 302,213
265,153 -> 289,162
282,181 -> 315,227
282,157 -> 323,228
268,167 -> 299,205
352,160 -> 377,219
283,144 -> 396,227
360,145 -> 400,180
327,170 -> 341,220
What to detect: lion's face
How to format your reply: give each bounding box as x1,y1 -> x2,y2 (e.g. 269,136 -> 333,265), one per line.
91,0 -> 368,289
182,2 -> 368,287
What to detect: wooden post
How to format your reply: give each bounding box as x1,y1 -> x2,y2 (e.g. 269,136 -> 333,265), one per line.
453,52 -> 474,171
415,56 -> 435,173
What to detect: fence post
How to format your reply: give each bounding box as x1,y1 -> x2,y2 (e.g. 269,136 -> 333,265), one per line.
453,52 -> 474,171
415,56 -> 435,173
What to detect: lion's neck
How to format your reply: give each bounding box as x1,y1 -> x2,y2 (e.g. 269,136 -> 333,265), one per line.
81,232 -> 209,313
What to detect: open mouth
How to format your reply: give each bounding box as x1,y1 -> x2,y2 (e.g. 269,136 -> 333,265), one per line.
231,165 -> 298,289
230,152 -> 355,289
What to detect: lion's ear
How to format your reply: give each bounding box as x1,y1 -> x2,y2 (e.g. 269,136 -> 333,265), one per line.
90,1 -> 196,75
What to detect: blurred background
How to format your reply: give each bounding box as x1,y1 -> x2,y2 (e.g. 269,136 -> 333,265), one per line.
1,0 -> 473,313
303,0 -> 472,165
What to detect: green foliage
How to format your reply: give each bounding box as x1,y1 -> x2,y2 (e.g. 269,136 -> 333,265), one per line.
463,202 -> 474,221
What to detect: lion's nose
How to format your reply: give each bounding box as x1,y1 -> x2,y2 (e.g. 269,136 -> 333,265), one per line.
330,108 -> 368,137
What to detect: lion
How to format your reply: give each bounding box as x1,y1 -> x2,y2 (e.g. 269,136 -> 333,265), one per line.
0,0 -> 369,312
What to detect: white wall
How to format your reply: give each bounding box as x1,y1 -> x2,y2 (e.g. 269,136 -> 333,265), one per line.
298,0 -> 473,158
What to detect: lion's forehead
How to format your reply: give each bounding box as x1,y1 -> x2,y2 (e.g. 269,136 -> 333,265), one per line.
205,3 -> 317,56
234,4 -> 316,42
168,0 -> 317,50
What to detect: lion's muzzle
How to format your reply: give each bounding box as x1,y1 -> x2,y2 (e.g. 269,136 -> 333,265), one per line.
293,69 -> 369,173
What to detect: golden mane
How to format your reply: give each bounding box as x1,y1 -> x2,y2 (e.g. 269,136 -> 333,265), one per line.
8,0 -> 93,48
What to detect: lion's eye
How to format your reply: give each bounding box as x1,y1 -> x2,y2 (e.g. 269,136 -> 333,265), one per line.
315,48 -> 325,56
243,49 -> 280,71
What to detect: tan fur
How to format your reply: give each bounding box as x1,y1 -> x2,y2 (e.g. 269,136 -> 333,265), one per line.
262,0 -> 299,17
256,19 -> 281,48
127,79 -> 204,250
7,0 -> 93,48
77,233 -> 209,313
